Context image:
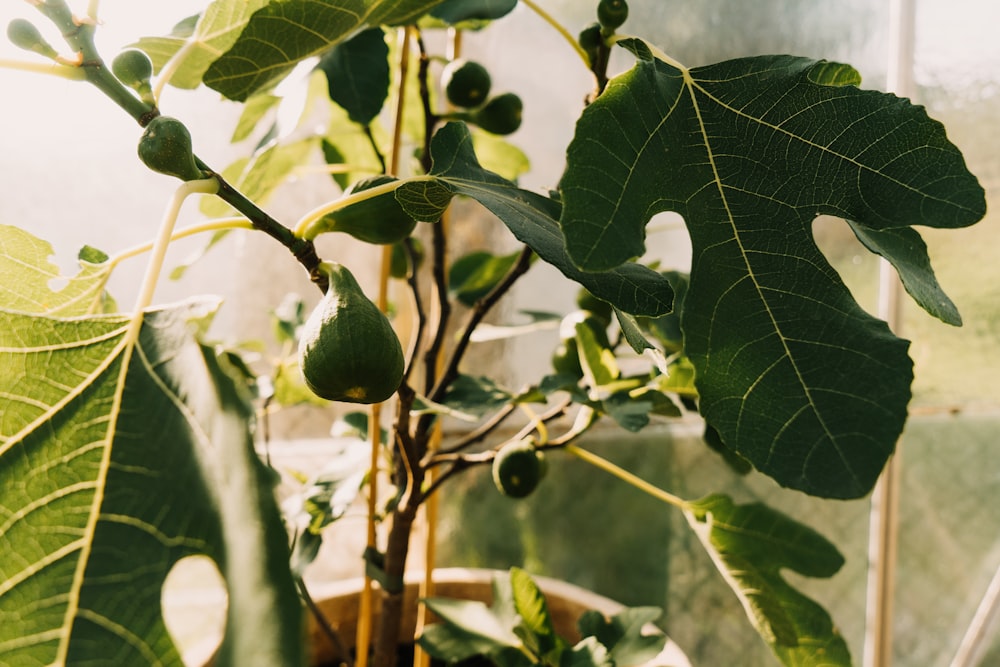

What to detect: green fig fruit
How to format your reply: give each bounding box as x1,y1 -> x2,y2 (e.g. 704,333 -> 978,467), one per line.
298,262 -> 405,404
137,116 -> 203,181
597,0 -> 629,30
492,439 -> 546,498
7,19 -> 57,59
442,59 -> 492,109
112,49 -> 154,91
305,175 -> 418,244
472,93 -> 523,136
324,175 -> 418,245
578,22 -> 604,63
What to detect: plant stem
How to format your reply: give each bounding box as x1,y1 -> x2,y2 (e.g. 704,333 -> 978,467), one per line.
129,178 -> 219,318
564,443 -> 687,510
0,58 -> 87,79
521,0 -> 591,68
107,218 -> 252,267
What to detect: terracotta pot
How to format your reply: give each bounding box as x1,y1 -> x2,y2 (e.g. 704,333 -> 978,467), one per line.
188,568 -> 690,667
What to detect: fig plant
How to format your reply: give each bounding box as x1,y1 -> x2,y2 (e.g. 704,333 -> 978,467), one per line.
0,1 -> 987,667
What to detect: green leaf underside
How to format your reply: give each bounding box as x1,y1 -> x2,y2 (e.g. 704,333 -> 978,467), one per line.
132,0 -> 270,90
0,298 -> 301,666
846,221 -> 961,325
204,0 -> 448,101
428,123 -> 674,318
685,495 -> 851,666
561,44 -> 986,498
0,225 -> 111,317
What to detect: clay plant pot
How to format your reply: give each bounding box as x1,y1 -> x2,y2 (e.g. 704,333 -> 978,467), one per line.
188,567 -> 690,667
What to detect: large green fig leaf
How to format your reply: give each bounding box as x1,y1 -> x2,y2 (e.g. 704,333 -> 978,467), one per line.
204,0 -> 447,101
427,123 -> 673,318
131,0 -> 270,90
560,43 -> 986,498
0,248 -> 302,666
685,495 -> 851,666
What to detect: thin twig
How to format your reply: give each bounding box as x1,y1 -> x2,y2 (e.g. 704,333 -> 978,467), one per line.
296,577 -> 354,667
429,246 -> 534,402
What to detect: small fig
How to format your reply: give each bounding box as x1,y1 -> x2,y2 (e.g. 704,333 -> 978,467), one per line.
298,262 -> 405,404
112,49 -> 154,91
597,0 -> 629,30
492,439 -> 546,498
321,175 -> 417,245
442,59 -> 492,109
7,19 -> 57,59
471,93 -> 523,136
137,116 -> 203,181
578,22 -> 603,63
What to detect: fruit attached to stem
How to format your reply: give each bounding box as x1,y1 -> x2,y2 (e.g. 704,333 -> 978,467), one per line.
137,116 -> 204,181
492,439 -> 546,498
7,19 -> 58,59
442,58 -> 492,109
298,262 -> 405,404
321,175 -> 418,245
472,93 -> 523,136
597,0 -> 629,31
112,48 -> 154,102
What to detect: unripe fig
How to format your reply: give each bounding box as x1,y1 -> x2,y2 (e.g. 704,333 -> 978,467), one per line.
298,262 -> 405,404
442,59 -> 492,109
578,22 -> 603,63
472,93 -> 522,136
389,237 -> 425,279
7,19 -> 57,59
112,49 -> 154,91
137,116 -> 203,181
597,0 -> 629,30
492,439 -> 546,498
322,175 -> 417,245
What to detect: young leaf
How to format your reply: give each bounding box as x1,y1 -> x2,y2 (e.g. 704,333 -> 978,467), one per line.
449,250 -> 523,306
419,597 -> 523,660
428,123 -> 674,318
204,0 -> 447,101
685,495 -> 851,666
576,607 -> 667,667
510,567 -> 560,658
561,636 -> 615,667
0,299 -> 303,667
316,27 -> 390,126
561,44 -> 985,498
